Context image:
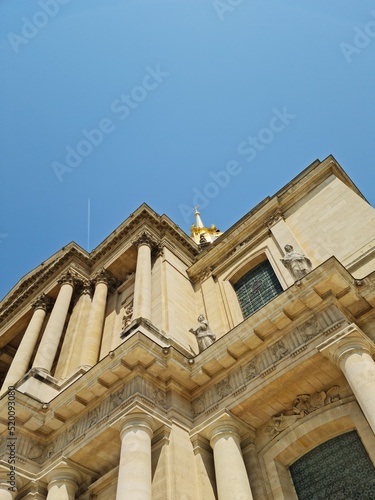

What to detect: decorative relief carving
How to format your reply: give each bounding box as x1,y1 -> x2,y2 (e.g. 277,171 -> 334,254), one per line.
110,387 -> 126,408
191,306 -> 346,415
245,361 -> 259,380
122,302 -> 133,330
270,340 -> 289,361
264,210 -> 284,229
215,377 -> 233,400
153,243 -> 164,259
299,317 -> 322,341
266,386 -> 340,439
153,388 -> 167,409
197,267 -> 213,283
88,409 -> 99,428
27,443 -> 44,460
192,395 -> 206,416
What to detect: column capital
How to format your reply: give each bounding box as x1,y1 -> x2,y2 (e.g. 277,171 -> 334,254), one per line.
119,412 -> 154,440
209,421 -> 241,448
46,465 -> 81,490
93,268 -> 119,291
191,409 -> 254,444
57,269 -> 77,288
32,293 -> 54,312
79,278 -> 94,296
317,324 -> 375,368
132,230 -> 159,250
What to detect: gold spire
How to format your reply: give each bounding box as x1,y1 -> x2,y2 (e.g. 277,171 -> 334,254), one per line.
190,207 -> 222,246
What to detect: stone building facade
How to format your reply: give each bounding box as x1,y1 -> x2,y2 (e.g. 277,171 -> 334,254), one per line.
0,155 -> 375,499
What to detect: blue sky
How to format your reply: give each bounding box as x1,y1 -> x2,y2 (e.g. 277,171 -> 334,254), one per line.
1,0 -> 374,300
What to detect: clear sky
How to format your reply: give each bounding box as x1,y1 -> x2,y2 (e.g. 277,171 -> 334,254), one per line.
1,0 -> 374,300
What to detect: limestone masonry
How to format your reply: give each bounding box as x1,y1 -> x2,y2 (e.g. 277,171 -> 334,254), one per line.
0,155 -> 375,499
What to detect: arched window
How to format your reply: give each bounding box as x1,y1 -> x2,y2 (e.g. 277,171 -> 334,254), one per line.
289,431 -> 375,499
233,260 -> 283,319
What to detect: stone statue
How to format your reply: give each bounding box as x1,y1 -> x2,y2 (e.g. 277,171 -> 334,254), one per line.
189,314 -> 216,352
281,244 -> 312,281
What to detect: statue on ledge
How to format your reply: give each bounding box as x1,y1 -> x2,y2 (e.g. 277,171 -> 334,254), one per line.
281,244 -> 312,281
189,314 -> 216,353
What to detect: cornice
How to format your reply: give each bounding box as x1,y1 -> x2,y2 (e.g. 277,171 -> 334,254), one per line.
188,156 -> 367,280
0,246 -> 90,325
90,205 -> 199,266
0,206 -> 199,326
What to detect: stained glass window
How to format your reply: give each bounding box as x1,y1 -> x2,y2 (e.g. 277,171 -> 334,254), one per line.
289,431 -> 375,499
233,261 -> 283,319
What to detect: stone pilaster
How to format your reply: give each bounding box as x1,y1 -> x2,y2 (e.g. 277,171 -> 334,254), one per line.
32,271 -> 75,374
132,231 -> 159,322
116,413 -> 154,500
317,324 -> 375,433
1,294 -> 52,393
209,421 -> 254,500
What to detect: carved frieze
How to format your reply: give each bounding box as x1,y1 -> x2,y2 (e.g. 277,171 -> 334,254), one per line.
191,305 -> 347,415
153,388 -> 167,409
192,395 -> 206,416
26,378 -> 168,464
245,361 -> 259,380
269,340 -> 289,361
215,377 -> 233,400
299,316 -> 322,341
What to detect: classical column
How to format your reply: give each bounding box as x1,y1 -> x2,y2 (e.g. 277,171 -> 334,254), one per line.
32,271 -> 75,373
132,231 -> 158,322
209,422 -> 254,500
0,482 -> 17,500
54,280 -> 93,379
317,325 -> 375,433
116,413 -> 154,500
1,294 -> 52,393
46,467 -> 80,500
79,270 -> 115,369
